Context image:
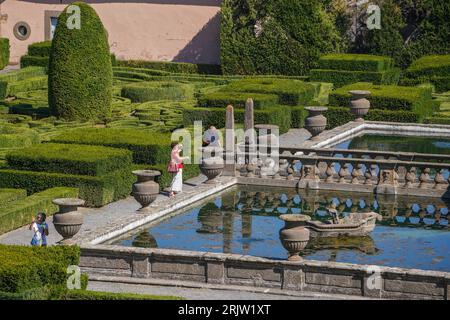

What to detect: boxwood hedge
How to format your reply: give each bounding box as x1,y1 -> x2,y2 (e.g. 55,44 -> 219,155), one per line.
401,55 -> 450,93
6,143 -> 133,176
0,67 -> 46,99
48,2 -> 112,121
0,124 -> 40,148
0,244 -> 81,293
317,54 -> 394,72
0,38 -> 9,70
0,168 -> 134,207
121,81 -> 193,103
198,91 -> 279,109
0,187 -> 78,235
116,59 -> 221,75
329,82 -> 435,120
51,128 -> 172,165
310,68 -> 400,88
0,188 -> 27,205
221,78 -> 317,106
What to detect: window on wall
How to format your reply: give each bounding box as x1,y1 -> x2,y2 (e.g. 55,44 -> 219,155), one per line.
45,10 -> 61,41
50,17 -> 58,39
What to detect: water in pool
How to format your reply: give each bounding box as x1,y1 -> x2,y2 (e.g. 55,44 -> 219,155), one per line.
333,134 -> 450,154
111,186 -> 450,272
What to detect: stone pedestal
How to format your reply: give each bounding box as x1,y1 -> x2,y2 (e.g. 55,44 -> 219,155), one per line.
304,107 -> 328,140
223,105 -> 236,176
52,198 -> 85,240
349,90 -> 371,122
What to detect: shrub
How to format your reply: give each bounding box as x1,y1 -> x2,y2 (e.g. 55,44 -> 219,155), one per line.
329,82 -> 435,120
424,117 -> 450,125
48,2 -> 112,121
20,56 -> 49,69
0,187 -> 78,235
0,67 -> 46,98
27,41 -> 52,57
198,91 -> 279,109
317,54 -> 394,72
310,68 -> 400,88
0,188 -> 27,205
183,106 -> 291,133
0,124 -> 40,148
6,143 -> 133,176
51,128 -> 172,165
0,245 -> 80,293
290,106 -> 307,128
116,59 -> 221,75
5,76 -> 48,97
0,168 -> 134,207
221,78 -> 317,105
401,55 -> 450,93
61,289 -> 183,300
121,81 -> 193,103
221,0 -> 342,75
0,38 -> 9,70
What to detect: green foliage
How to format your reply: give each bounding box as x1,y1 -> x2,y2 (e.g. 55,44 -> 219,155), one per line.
183,106 -> 291,133
0,38 -> 9,70
5,76 -> 48,97
221,78 -> 317,105
310,68 -> 400,88
351,0 -> 450,69
0,167 -> 134,207
0,245 -> 80,293
121,81 -> 193,103
220,0 -> 342,75
61,289 -> 183,300
27,41 -> 52,57
424,117 -> 450,125
6,143 -> 133,176
20,56 -> 49,69
401,55 -> 450,93
0,188 -> 27,204
116,59 -> 221,75
198,91 -> 279,109
51,128 -> 172,165
0,187 -> 78,235
0,67 -> 46,98
329,82 -> 435,120
317,53 -> 393,71
0,124 -> 40,148
48,2 -> 112,121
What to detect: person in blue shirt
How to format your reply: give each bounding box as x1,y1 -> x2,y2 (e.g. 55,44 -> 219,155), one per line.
29,212 -> 49,247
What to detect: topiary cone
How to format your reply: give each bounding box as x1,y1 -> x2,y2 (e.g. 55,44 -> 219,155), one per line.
48,2 -> 112,121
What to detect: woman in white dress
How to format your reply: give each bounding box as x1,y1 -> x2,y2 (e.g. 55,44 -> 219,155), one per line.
169,143 -> 188,198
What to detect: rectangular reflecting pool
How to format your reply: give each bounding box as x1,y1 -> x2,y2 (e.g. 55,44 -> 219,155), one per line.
332,134 -> 450,154
109,186 -> 450,272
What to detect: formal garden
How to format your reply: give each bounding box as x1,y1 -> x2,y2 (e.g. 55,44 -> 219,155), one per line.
0,0 -> 449,300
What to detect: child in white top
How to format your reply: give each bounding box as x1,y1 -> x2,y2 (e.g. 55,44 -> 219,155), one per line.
29,212 -> 49,247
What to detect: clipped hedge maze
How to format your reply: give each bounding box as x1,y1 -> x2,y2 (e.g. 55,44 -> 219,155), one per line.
401,55 -> 450,93
310,54 -> 401,88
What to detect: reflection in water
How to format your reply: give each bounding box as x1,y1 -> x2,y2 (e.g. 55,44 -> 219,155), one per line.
131,231 -> 158,248
112,186 -> 450,271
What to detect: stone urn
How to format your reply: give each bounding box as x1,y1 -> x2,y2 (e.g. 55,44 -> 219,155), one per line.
349,90 -> 371,122
199,146 -> 224,184
132,231 -> 158,248
132,170 -> 161,210
279,214 -> 311,261
304,107 -> 328,140
52,198 -> 85,239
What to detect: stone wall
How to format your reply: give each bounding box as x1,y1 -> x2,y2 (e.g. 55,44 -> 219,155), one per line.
0,0 -> 221,64
80,244 -> 450,300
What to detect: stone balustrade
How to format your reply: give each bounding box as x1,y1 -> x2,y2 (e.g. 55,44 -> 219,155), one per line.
235,150 -> 450,198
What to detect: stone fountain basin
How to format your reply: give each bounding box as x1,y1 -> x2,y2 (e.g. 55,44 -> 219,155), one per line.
52,198 -> 85,207
306,212 -> 382,237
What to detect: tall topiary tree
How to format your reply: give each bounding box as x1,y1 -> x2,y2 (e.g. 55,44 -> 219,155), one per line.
48,2 -> 112,121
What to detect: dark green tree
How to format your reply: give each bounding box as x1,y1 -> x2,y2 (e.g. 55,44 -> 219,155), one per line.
48,2 -> 112,121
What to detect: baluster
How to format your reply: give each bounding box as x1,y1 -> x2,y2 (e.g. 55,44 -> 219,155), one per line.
364,164 -> 376,185
338,163 -> 350,183
286,160 -> 294,180
434,169 -> 448,190
419,167 -> 432,189
351,164 -> 363,184
325,162 -> 336,183
418,205 -> 426,225
405,166 -> 416,188
433,207 -> 441,225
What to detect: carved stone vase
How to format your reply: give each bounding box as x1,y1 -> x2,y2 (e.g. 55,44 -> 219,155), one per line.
199,146 -> 224,184
52,198 -> 85,239
132,170 -> 161,210
304,107 -> 328,140
279,214 -> 311,261
349,90 -> 371,122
